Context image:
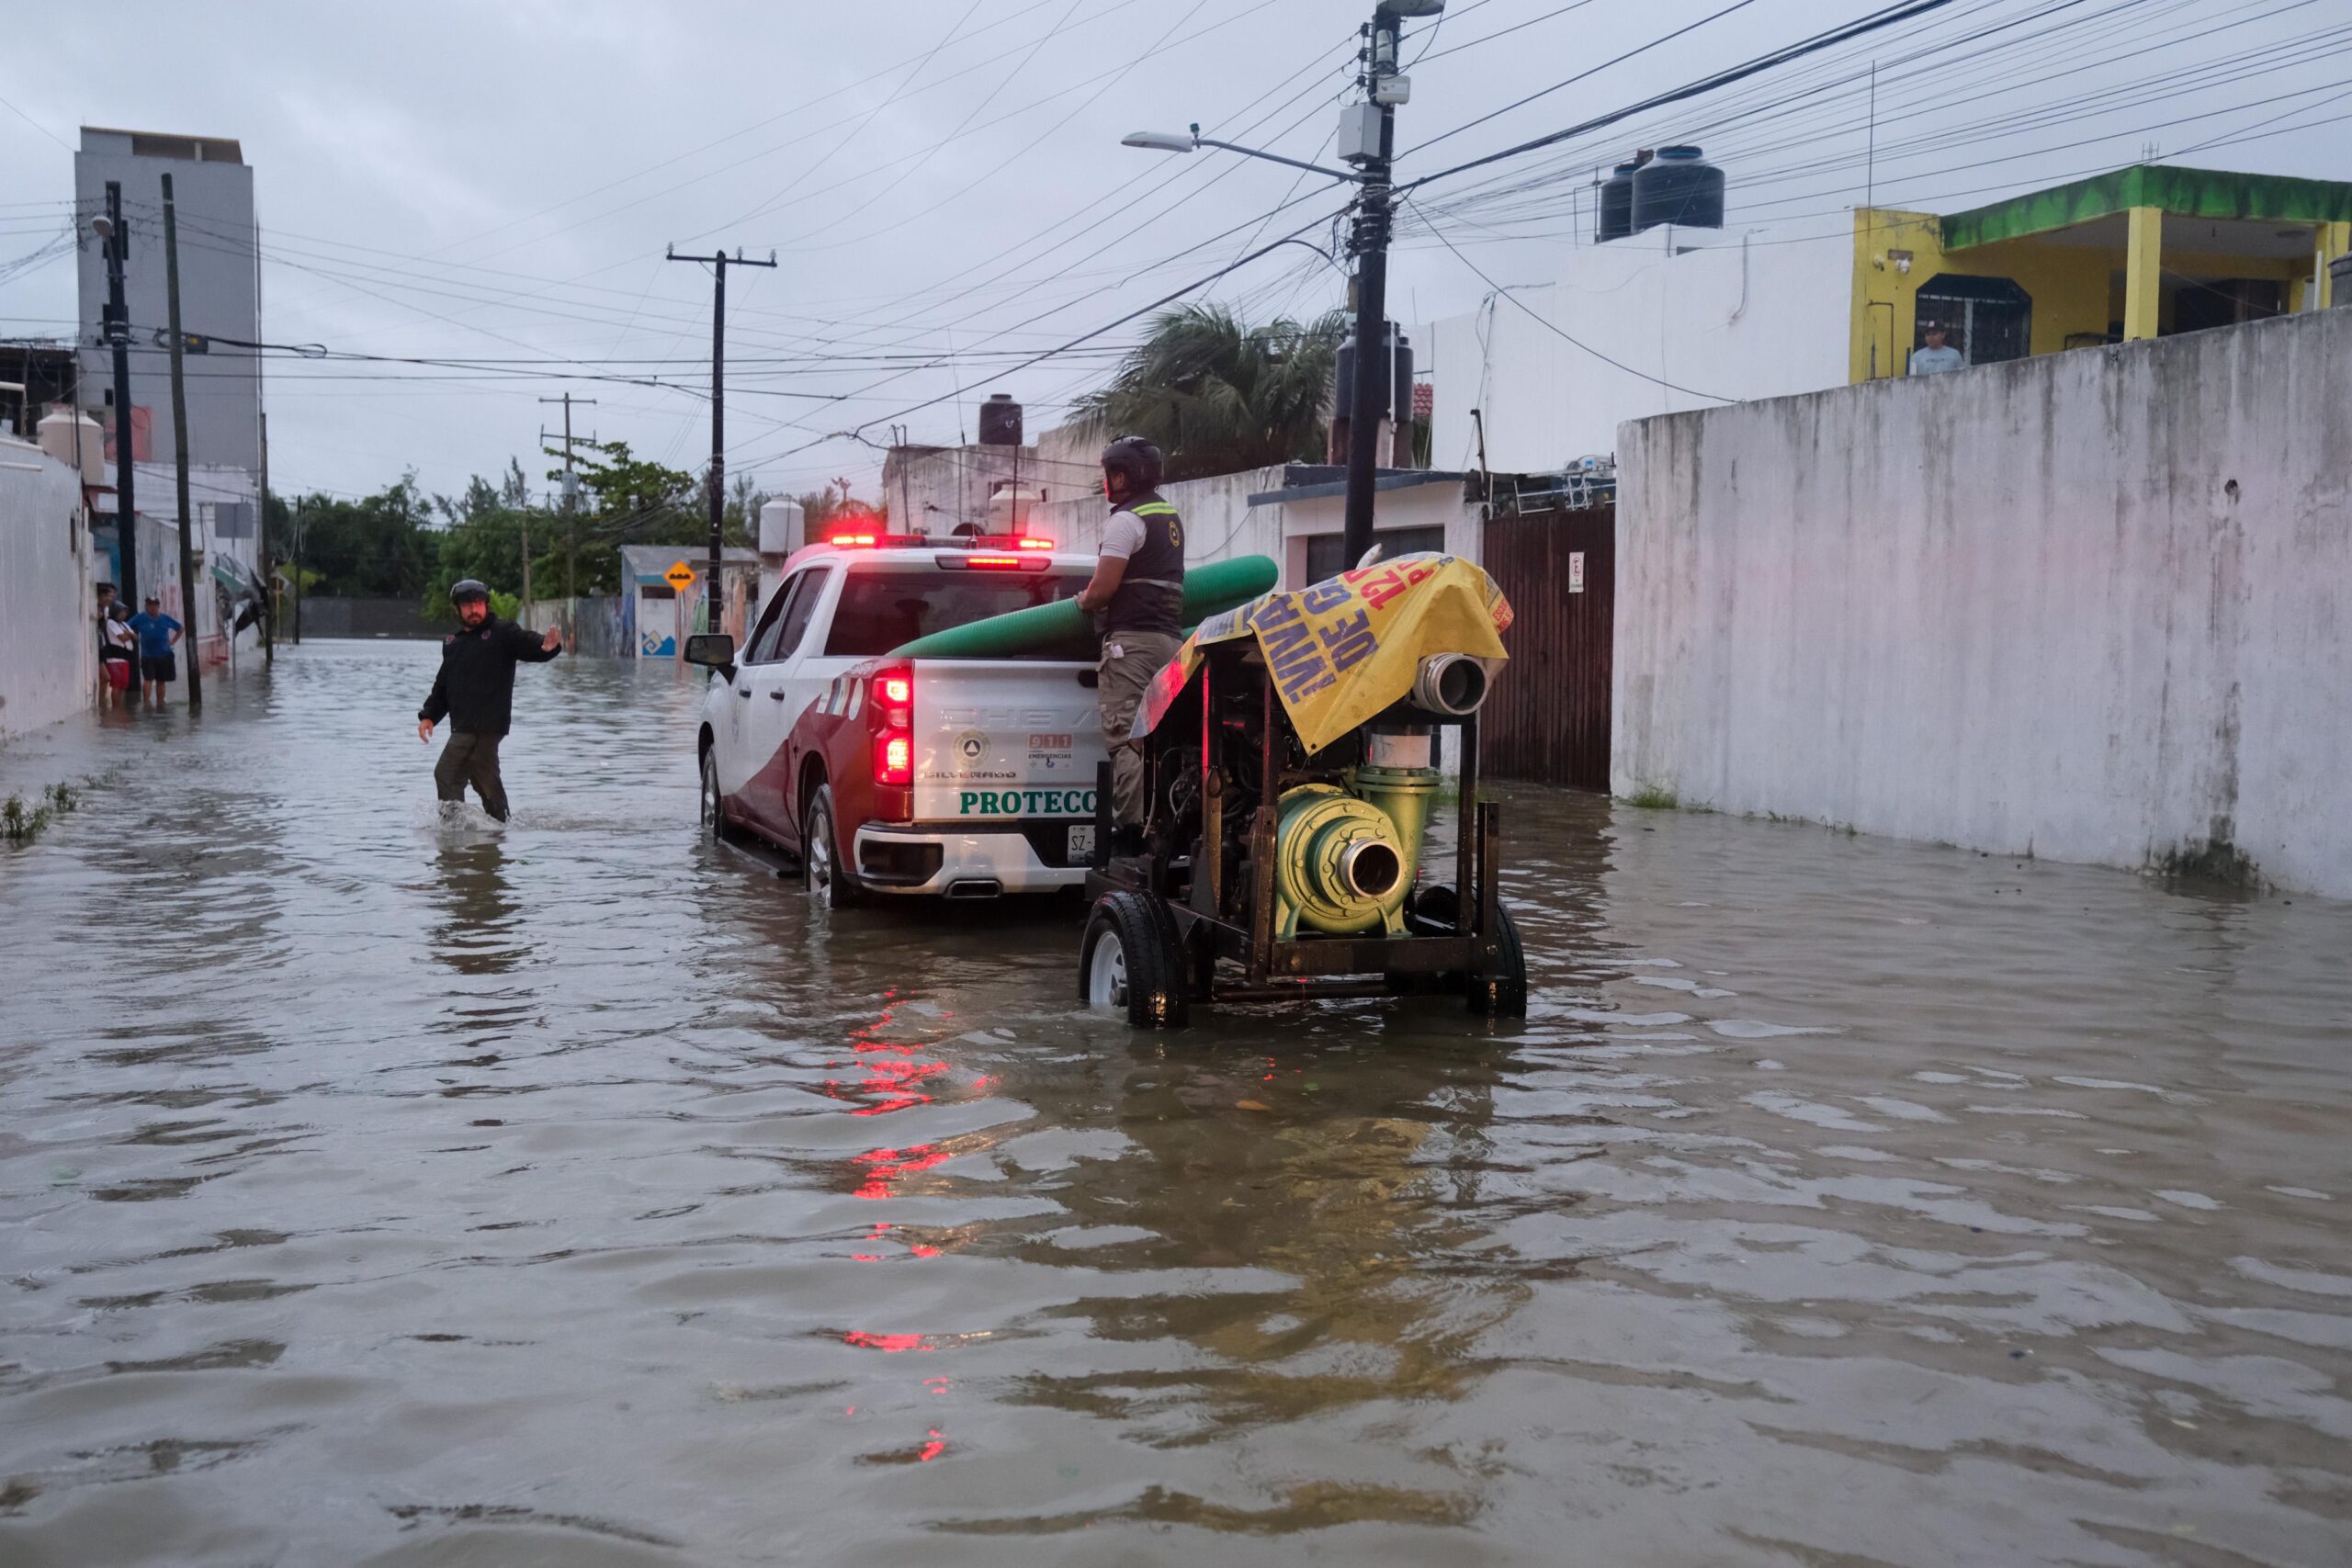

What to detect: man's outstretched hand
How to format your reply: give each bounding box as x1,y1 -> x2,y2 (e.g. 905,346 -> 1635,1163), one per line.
543,623 -> 564,652
418,717 -> 435,744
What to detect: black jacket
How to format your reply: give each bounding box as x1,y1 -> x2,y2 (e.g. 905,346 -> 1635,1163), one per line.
420,615 -> 558,736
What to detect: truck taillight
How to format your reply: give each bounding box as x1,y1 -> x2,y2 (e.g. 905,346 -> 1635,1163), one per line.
870,664 -> 913,787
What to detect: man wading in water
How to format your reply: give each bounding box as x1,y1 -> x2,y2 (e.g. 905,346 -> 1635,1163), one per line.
416,580 -> 562,821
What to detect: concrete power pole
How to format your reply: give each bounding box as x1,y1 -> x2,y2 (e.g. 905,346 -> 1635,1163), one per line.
666,243 -> 774,639
540,392 -> 594,656
1340,3 -> 1424,569
161,173 -> 202,711
99,181 -> 140,627
257,411 -> 272,666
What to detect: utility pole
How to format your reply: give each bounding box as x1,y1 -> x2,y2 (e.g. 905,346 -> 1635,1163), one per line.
257,411 -> 272,667
291,497 -> 303,645
520,507 -> 532,621
161,173 -> 202,711
1125,6 -> 1431,568
667,243 -> 775,639
1340,3 -> 1426,570
540,392 -> 594,655
99,180 -> 140,626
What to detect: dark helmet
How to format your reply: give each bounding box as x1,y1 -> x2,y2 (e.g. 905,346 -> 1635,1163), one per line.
1101,435 -> 1164,494
449,579 -> 491,605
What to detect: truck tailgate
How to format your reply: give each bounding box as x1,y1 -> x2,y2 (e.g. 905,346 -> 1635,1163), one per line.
911,660 -> 1107,824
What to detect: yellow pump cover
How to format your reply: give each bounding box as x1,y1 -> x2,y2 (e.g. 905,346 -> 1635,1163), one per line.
1134,554 -> 1513,755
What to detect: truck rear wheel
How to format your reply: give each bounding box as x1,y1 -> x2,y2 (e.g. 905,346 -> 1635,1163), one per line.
1080,891 -> 1190,1029
803,783 -> 866,909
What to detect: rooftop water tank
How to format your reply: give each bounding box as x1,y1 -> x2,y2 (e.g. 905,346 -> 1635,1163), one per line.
758,497 -> 803,557
1631,145 -> 1724,233
1597,161 -> 1642,243
977,392 -> 1023,446
37,406 -> 105,484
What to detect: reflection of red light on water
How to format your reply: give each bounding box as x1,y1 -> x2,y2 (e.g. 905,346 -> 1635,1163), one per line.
919,1429 -> 944,1461
853,1144 -> 951,1200
842,1330 -> 934,1352
910,1243 -> 940,1258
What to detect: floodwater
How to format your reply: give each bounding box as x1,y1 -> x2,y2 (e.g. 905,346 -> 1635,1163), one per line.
2,641 -> 2348,1567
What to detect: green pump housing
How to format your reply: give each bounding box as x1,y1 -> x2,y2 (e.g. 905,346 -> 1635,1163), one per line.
1270,728 -> 1442,940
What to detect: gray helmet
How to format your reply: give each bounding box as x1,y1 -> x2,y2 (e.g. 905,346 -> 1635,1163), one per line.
1101,435 -> 1164,493
449,579 -> 491,605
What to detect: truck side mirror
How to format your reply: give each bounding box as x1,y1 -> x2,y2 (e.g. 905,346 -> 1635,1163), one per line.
684,633 -> 736,676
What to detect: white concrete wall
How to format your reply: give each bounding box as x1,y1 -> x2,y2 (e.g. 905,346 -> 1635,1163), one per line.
1614,307 -> 2352,898
1422,227 -> 1851,476
0,441 -> 96,740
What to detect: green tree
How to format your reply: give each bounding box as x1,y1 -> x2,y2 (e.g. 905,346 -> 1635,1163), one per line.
420,461 -> 557,621
277,476 -> 436,598
1073,303 -> 1347,482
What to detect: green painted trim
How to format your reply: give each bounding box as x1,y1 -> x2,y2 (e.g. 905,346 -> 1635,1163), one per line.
1940,164 -> 2352,251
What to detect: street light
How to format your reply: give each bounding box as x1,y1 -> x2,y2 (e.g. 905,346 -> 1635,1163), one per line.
1121,0 -> 1440,567
1122,123 -> 1356,182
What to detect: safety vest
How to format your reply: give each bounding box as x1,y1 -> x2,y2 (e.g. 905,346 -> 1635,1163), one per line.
1107,491 -> 1185,637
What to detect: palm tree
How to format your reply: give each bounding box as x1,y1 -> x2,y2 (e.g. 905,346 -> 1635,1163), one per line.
1075,303 -> 1347,482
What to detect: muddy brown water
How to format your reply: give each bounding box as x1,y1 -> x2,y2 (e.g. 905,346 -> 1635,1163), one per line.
2,642 -> 2347,1566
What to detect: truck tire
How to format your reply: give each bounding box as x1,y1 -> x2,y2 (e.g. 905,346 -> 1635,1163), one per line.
1080,890 -> 1191,1029
700,746 -> 737,845
1466,900 -> 1528,1018
803,782 -> 866,909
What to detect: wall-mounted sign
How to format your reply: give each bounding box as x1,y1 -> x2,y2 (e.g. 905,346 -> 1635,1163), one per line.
1568,551 -> 1586,593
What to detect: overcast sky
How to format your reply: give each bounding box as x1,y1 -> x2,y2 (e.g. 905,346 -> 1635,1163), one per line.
4,0 -> 2344,507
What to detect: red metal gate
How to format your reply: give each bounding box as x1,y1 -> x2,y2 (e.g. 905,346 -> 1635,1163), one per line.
1479,505 -> 1613,791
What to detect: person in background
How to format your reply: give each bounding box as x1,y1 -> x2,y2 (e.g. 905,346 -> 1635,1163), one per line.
1909,321 -> 1965,376
95,582 -> 134,708
416,579 -> 563,822
1075,435 -> 1184,851
126,593 -> 184,706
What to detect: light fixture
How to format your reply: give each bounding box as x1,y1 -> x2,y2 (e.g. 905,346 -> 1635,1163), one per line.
1121,130 -> 1196,153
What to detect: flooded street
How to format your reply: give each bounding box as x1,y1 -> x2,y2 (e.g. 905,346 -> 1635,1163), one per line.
2,641 -> 2347,1566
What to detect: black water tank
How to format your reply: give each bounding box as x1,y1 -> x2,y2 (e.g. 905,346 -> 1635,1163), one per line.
1631,146 -> 1724,232
977,391 -> 1023,446
1332,326 -> 1410,423
1598,161 -> 1641,243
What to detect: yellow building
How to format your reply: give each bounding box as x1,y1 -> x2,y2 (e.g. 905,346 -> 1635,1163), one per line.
1850,164 -> 2352,382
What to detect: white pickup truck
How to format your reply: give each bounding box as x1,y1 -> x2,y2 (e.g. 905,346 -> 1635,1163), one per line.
690,534 -> 1110,906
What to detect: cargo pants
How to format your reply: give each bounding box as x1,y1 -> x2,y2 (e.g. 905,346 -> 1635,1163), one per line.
1098,631 -> 1181,828
435,731 -> 511,822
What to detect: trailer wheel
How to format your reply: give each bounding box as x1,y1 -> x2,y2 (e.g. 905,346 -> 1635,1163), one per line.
1466,900 -> 1528,1018
1080,891 -> 1191,1029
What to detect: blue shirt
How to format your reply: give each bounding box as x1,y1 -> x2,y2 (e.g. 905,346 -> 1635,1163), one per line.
127,612 -> 181,659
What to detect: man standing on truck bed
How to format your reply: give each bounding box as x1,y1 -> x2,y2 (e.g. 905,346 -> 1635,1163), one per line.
416,579 -> 562,822
1076,435 -> 1183,849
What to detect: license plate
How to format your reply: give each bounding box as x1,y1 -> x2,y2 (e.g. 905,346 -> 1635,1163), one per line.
1067,825 -> 1095,862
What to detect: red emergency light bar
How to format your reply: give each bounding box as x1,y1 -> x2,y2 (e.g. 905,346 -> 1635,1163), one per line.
965,533 -> 1057,550
936,551 -> 1051,571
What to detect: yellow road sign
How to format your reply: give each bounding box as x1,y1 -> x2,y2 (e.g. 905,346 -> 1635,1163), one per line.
663,560 -> 697,590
